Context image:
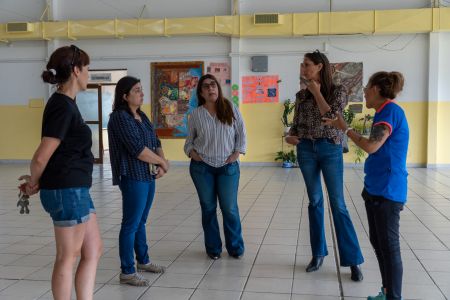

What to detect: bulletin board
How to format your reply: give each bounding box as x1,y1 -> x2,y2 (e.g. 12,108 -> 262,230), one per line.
242,75 -> 279,104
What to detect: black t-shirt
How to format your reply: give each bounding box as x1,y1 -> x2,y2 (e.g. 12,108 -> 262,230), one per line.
39,92 -> 94,189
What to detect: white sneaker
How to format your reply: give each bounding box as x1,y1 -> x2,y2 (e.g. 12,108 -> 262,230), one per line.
137,262 -> 165,273
119,272 -> 150,286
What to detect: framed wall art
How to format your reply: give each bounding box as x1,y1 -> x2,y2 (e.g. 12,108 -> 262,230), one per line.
151,61 -> 204,138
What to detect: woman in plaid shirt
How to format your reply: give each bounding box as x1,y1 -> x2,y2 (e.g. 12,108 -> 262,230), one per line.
108,76 -> 169,286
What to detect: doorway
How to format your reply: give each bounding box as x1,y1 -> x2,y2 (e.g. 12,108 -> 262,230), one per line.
76,69 -> 127,163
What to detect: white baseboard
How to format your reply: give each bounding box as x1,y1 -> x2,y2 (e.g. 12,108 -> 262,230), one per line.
426,163 -> 450,168
0,160 -> 30,164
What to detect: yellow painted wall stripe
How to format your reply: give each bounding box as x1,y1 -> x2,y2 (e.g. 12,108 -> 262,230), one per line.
2,101 -> 448,165
1,8 -> 450,42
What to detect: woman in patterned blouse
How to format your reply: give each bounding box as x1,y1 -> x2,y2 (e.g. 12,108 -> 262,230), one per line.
184,74 -> 246,260
285,50 -> 364,281
108,76 -> 169,286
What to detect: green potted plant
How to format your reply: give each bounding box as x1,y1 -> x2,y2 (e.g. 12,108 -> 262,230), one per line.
275,149 -> 297,168
281,99 -> 295,135
360,114 -> 374,135
343,108 -> 355,126
348,112 -> 374,163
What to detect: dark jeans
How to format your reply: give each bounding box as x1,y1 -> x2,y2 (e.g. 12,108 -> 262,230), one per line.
189,160 -> 244,256
362,188 -> 403,300
119,176 -> 155,274
297,139 -> 364,266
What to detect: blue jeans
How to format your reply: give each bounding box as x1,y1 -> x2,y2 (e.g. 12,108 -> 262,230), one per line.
363,189 -> 403,300
297,139 -> 364,266
119,176 -> 155,274
189,160 -> 244,256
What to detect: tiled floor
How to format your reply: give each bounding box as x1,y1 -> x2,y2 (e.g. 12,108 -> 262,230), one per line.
0,162 -> 449,300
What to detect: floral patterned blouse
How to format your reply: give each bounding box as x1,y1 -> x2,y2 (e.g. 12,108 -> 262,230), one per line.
289,85 -> 348,144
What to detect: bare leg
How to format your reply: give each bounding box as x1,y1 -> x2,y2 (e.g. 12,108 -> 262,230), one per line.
52,223 -> 86,300
75,214 -> 103,300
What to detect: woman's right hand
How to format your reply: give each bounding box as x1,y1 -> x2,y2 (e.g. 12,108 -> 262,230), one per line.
18,175 -> 39,196
190,150 -> 203,162
155,166 -> 166,179
285,136 -> 300,145
159,159 -> 170,172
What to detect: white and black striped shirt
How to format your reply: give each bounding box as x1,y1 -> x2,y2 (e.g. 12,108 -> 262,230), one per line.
184,103 -> 246,168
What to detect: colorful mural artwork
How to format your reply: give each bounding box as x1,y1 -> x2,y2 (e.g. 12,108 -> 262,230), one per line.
151,62 -> 204,138
331,62 -> 363,103
242,75 -> 279,104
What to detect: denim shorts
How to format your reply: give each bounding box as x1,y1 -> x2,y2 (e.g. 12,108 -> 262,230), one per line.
40,187 -> 95,227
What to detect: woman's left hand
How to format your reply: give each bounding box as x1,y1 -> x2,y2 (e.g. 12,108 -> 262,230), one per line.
225,151 -> 240,164
322,113 -> 347,131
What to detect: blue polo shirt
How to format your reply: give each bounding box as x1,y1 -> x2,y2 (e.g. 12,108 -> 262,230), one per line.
364,100 -> 409,203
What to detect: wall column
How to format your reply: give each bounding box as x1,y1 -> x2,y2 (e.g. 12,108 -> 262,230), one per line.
427,32 -> 440,167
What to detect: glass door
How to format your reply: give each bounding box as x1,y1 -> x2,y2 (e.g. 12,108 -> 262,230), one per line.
76,84 -> 103,163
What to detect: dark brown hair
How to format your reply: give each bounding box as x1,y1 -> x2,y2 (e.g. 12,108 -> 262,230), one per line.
368,71 -> 404,99
197,74 -> 235,126
112,76 -> 142,116
304,50 -> 333,102
41,45 -> 90,85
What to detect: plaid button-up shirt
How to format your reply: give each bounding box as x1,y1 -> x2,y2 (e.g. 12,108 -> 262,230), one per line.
108,109 -> 161,186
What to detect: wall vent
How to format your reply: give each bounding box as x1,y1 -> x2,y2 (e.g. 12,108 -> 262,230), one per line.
6,22 -> 34,33
254,14 -> 280,25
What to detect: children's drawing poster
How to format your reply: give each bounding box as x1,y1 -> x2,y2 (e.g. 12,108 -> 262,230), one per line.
242,75 -> 279,104
207,62 -> 230,86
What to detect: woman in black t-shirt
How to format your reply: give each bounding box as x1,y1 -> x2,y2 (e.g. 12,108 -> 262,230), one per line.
20,45 -> 102,300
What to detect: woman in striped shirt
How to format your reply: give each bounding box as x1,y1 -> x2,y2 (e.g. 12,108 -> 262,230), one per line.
184,74 -> 246,260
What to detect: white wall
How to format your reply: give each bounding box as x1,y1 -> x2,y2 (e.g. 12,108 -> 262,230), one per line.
0,41 -> 47,105
0,0 -> 438,107
438,33 -> 450,101
239,34 -> 428,103
0,36 -> 231,105
239,0 -> 431,14
0,0 -> 45,22
77,36 -> 231,101
55,0 -> 230,20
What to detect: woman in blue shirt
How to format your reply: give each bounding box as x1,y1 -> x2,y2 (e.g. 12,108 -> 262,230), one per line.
108,76 -> 169,286
323,71 -> 409,300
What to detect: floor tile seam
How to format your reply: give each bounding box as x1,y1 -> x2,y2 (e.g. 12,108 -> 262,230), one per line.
402,205 -> 450,251
0,278 -> 51,299
290,168 -> 306,298
128,192 -> 206,299
0,278 -> 18,293
237,168 -> 290,300
145,185 -> 236,300
393,207 -> 449,299
343,168 -> 448,295
323,179 -> 344,300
